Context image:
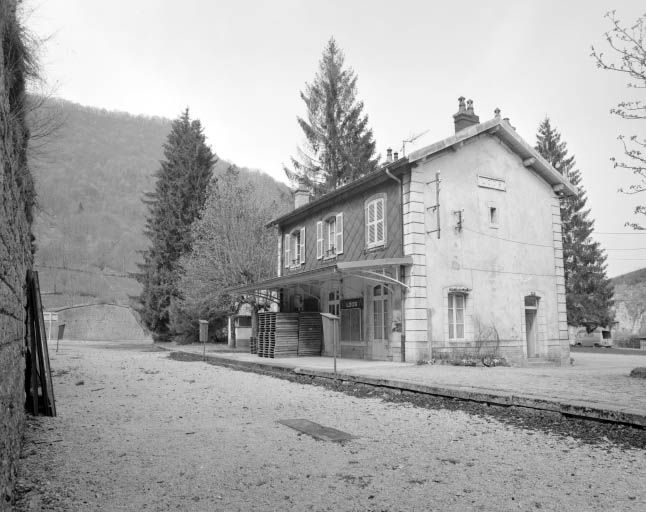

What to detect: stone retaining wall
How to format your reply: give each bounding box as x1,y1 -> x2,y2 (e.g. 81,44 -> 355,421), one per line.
58,304 -> 149,341
0,1 -> 34,508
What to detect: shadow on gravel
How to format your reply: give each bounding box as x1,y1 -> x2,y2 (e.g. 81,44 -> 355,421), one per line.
167,351 -> 646,451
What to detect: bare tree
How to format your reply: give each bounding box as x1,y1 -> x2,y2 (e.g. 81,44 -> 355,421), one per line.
591,11 -> 646,228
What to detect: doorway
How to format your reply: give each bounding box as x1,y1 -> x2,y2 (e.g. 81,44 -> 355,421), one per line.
372,284 -> 390,359
524,295 -> 539,357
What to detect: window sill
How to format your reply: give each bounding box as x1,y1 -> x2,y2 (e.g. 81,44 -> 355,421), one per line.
364,243 -> 387,253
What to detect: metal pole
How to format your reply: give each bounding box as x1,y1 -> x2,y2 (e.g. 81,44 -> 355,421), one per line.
436,171 -> 441,239
333,318 -> 337,375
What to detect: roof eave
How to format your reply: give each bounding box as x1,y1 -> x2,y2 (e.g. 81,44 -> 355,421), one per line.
267,161 -> 409,228
407,119 -> 578,197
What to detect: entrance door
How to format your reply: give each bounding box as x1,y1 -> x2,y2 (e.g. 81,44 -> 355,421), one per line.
372,284 -> 389,360
524,295 -> 539,357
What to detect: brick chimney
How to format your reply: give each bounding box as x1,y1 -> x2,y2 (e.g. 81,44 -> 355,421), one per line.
294,179 -> 310,209
453,96 -> 480,133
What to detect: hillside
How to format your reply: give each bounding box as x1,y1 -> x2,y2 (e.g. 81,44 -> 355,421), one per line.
29,98 -> 292,309
611,268 -> 646,338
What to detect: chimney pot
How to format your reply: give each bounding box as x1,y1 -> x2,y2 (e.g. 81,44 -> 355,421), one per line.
394,152 -> 399,161
386,148 -> 393,163
453,95 -> 480,133
494,108 -> 501,119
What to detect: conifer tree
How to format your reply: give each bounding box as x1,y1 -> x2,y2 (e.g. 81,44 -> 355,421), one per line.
135,109 -> 215,341
285,38 -> 378,196
535,118 -> 614,330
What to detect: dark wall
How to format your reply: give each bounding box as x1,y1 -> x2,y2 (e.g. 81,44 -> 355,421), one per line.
281,178 -> 403,274
0,2 -> 34,509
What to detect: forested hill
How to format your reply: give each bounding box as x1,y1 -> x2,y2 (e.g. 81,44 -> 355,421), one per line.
29,97 -> 291,308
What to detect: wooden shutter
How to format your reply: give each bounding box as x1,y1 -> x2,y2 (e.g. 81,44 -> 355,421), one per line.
284,233 -> 290,268
366,201 -> 375,246
316,221 -> 323,259
335,213 -> 343,254
299,227 -> 305,265
376,198 -> 384,244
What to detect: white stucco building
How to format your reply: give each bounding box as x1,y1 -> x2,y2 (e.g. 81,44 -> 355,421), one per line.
231,98 -> 577,366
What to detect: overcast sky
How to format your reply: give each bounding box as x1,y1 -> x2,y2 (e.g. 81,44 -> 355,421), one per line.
25,0 -> 646,277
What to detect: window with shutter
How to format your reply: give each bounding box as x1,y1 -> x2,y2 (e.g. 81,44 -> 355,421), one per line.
335,212 -> 343,254
365,196 -> 386,248
299,227 -> 305,265
284,233 -> 290,269
316,221 -> 323,259
327,217 -> 336,254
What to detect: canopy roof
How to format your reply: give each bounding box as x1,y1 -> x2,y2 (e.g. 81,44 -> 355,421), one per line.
226,257 -> 413,295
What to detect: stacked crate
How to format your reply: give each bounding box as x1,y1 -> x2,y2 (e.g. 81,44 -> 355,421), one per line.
256,312 -> 300,358
257,312 -> 275,357
273,313 -> 299,357
249,335 -> 258,355
297,313 -> 322,356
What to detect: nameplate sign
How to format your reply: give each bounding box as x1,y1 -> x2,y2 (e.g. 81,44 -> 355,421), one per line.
341,298 -> 363,309
477,175 -> 506,191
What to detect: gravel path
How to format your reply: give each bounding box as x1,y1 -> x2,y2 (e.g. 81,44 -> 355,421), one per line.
14,341 -> 646,511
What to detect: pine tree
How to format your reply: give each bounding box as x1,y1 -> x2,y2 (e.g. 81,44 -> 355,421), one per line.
135,109 -> 215,341
285,38 -> 378,196
535,118 -> 614,330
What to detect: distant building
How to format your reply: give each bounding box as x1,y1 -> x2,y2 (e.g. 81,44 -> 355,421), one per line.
231,97 -> 577,366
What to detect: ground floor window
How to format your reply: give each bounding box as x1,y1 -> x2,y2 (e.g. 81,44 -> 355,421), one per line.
373,284 -> 389,340
448,293 -> 465,340
328,289 -> 340,316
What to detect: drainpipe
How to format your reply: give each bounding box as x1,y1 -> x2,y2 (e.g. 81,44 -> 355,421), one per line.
384,166 -> 406,362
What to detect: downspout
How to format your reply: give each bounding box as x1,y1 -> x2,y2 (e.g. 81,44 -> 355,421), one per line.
384,166 -> 406,362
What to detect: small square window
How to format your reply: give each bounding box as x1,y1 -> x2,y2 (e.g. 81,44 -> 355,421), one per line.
487,203 -> 499,228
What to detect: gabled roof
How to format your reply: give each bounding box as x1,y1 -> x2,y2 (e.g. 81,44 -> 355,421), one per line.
270,117 -> 577,227
407,117 -> 578,196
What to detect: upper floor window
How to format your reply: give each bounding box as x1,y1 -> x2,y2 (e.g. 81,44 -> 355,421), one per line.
448,293 -> 465,340
317,213 -> 344,259
365,195 -> 385,248
284,227 -> 305,268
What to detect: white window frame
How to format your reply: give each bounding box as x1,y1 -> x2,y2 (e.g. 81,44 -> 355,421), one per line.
319,213 -> 344,260
448,293 -> 465,340
285,227 -> 305,268
372,283 -> 389,340
365,196 -> 386,249
316,221 -> 324,259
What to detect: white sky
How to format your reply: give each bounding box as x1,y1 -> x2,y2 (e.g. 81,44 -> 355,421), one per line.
25,0 -> 646,277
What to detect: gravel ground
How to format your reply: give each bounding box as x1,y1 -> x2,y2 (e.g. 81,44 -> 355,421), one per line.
13,341 -> 646,511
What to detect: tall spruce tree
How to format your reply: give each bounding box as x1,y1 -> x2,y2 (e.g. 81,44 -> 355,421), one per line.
285,38 -> 378,196
135,109 -> 215,341
535,118 -> 614,330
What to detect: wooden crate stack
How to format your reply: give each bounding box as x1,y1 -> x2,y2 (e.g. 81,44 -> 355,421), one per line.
297,313 -> 322,356
256,312 -> 300,358
273,313 -> 299,357
257,312 -> 275,358
249,335 -> 258,354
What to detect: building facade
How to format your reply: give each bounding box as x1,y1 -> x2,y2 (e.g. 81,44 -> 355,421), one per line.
232,98 -> 577,366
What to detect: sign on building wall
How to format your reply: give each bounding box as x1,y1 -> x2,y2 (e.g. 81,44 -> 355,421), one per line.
341,298 -> 363,309
477,175 -> 506,191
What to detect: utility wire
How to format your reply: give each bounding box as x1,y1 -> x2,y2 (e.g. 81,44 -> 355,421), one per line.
462,227 -> 554,248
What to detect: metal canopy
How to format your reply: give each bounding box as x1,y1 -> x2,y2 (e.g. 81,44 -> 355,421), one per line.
226,257 -> 413,295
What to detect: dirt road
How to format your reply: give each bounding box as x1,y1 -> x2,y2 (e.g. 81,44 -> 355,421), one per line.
14,341 -> 646,511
